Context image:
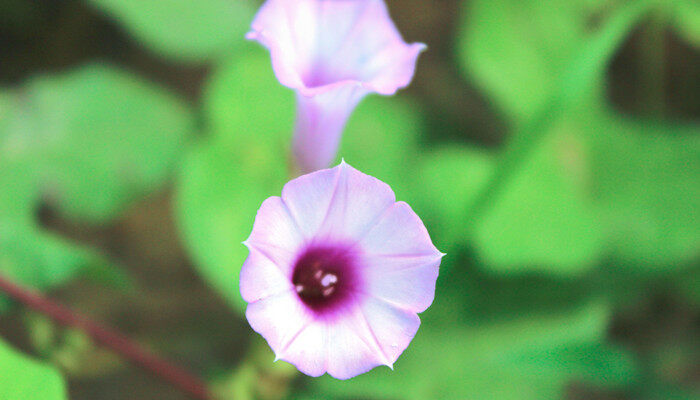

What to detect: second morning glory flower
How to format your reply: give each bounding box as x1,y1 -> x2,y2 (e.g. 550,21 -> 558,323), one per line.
247,0 -> 426,173
240,162 -> 443,379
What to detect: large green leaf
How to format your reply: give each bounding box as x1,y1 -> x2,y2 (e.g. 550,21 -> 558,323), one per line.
0,161 -> 128,309
0,64 -> 184,303
457,0 -> 590,123
449,0 -> 657,275
88,0 -> 257,62
204,46 -> 295,150
176,49 -> 292,313
177,48 -> 427,313
456,0 -> 663,127
411,117 -> 603,276
589,116 -> 700,268
340,96 -> 425,199
468,109 -> 699,275
413,146 -> 494,255
0,338 -> 66,400
176,137 -> 288,313
474,121 -> 603,275
670,0 -> 700,47
2,64 -> 193,223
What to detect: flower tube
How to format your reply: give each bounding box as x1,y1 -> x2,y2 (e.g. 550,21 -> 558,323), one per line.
247,0 -> 426,173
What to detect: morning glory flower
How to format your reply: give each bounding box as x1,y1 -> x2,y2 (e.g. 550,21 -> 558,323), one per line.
240,162 -> 443,379
247,0 -> 426,173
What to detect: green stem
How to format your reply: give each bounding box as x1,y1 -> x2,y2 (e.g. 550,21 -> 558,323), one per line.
463,0 -> 656,232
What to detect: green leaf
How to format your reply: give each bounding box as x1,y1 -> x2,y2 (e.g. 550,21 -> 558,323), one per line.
669,0 -> 700,47
457,0 -> 590,122
457,0 -> 659,126
0,161 -> 127,308
0,338 -> 67,400
176,137 -> 288,312
512,342 -> 639,387
2,64 -> 194,223
462,0 -> 655,226
413,146 -> 494,254
474,123 -> 603,275
88,0 -> 257,62
455,0 -> 655,275
177,49 -> 292,312
589,116 -> 700,269
470,107 -> 699,275
0,160 -> 36,225
204,46 -> 295,148
411,121 -> 604,277
1,230 -> 103,290
340,95 -> 425,198
0,64 -> 181,304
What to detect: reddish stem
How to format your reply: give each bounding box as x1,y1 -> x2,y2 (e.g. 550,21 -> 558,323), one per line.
0,275 -> 211,400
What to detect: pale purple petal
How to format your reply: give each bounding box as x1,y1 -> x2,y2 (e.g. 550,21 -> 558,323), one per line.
322,296 -> 420,379
245,0 -> 317,91
281,162 -> 396,242
357,296 -> 421,366
280,165 -> 341,239
245,196 -> 304,271
324,305 -> 387,379
247,0 -> 425,95
245,291 -> 313,357
317,162 -> 397,240
248,0 -> 425,173
277,322 -> 328,377
239,247 -> 294,303
358,201 -> 442,257
355,201 -> 442,312
359,253 -> 441,313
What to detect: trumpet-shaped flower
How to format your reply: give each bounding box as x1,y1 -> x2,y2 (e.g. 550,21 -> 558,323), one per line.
247,0 -> 426,173
240,162 -> 443,379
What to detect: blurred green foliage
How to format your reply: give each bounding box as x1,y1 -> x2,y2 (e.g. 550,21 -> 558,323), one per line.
4,65 -> 193,223
472,124 -> 603,274
589,115 -> 699,268
669,0 -> 700,46
0,337 -> 66,399
458,0 -> 591,123
175,48 -> 293,313
310,302 -> 638,400
88,0 -> 258,63
451,0 -> 699,276
0,0 -> 698,399
0,64 -> 191,302
414,146 -> 493,255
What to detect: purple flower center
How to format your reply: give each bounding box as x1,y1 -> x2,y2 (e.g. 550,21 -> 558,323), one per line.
292,245 -> 356,313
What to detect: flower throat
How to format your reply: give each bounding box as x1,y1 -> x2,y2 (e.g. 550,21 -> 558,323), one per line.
292,246 -> 355,312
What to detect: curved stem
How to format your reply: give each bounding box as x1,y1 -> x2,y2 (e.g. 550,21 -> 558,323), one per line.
463,0 -> 655,231
0,274 -> 211,400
